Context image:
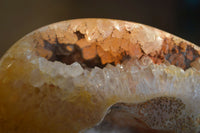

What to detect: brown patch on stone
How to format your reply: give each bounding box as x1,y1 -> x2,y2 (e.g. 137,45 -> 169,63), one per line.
146,38 -> 200,70
161,38 -> 200,70
74,31 -> 85,40
39,39 -> 107,68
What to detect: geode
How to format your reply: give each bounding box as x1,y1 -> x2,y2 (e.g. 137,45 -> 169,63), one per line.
0,19 -> 200,133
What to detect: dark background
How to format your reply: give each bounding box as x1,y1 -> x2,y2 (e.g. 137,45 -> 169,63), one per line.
0,0 -> 200,57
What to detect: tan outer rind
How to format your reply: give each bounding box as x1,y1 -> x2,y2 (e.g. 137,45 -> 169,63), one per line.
29,19 -> 200,70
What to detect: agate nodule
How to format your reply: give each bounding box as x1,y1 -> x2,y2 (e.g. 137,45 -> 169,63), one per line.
0,19 -> 200,133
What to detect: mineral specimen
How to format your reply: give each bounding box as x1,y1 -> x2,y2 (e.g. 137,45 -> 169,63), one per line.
0,19 -> 200,133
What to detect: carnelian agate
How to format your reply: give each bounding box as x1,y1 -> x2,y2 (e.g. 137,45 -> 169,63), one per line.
0,19 -> 200,133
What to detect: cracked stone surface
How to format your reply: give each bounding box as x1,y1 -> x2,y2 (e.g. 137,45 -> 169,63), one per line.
0,19 -> 200,133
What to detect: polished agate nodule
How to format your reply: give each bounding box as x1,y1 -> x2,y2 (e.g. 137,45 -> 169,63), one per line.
0,19 -> 200,133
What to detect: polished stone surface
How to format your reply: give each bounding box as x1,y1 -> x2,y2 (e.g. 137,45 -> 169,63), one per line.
0,19 -> 200,133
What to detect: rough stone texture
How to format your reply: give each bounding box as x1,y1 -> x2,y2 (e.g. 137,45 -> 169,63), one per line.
0,19 -> 200,133
32,19 -> 200,70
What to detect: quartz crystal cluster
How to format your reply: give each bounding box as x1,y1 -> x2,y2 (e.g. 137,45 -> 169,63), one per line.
0,19 -> 200,133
